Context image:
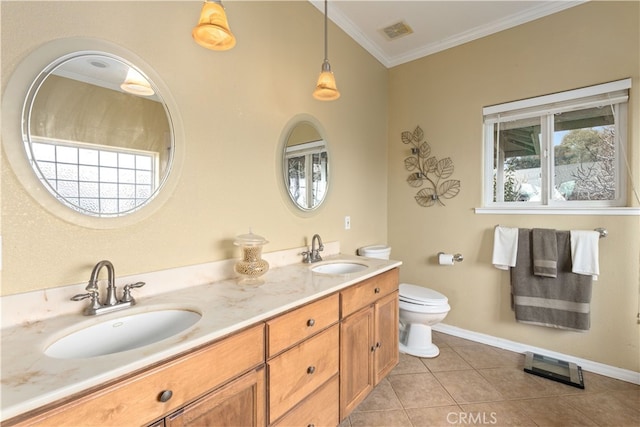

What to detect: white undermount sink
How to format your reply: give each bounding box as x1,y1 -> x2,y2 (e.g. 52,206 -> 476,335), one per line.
45,309 -> 202,359
311,261 -> 369,275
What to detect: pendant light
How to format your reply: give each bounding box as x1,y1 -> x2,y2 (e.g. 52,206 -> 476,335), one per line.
192,0 -> 236,51
313,0 -> 340,101
120,67 -> 154,97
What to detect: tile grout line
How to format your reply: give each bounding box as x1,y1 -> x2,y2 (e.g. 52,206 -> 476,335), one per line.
345,332 -> 640,427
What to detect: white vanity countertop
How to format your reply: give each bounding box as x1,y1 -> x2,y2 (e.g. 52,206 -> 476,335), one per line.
0,253 -> 401,421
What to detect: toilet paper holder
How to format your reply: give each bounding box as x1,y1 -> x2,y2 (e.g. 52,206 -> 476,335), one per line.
438,252 -> 463,263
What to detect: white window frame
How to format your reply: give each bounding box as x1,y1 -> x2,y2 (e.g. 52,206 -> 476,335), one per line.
481,78 -> 631,213
27,136 -> 159,216
284,140 -> 328,210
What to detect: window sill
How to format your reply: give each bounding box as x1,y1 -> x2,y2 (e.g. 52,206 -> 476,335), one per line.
474,207 -> 640,216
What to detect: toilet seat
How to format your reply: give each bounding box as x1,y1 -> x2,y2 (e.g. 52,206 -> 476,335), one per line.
399,283 -> 448,305
399,283 -> 450,313
399,299 -> 450,314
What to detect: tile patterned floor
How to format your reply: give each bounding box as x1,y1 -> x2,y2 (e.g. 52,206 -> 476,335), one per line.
339,332 -> 640,427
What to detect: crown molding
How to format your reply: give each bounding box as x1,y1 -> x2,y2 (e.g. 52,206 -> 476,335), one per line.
311,1 -> 587,68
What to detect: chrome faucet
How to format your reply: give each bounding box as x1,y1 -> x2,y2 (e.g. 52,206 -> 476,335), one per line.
89,260 -> 117,306
309,234 -> 324,263
72,260 -> 145,316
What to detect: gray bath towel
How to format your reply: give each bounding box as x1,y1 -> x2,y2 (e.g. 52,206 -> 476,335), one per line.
532,228 -> 558,278
511,229 -> 592,331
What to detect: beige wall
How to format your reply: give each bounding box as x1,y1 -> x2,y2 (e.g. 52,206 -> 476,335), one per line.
388,1 -> 640,372
33,76 -> 171,167
1,2 -> 388,294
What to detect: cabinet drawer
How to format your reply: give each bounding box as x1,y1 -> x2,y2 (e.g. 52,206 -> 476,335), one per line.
14,324 -> 265,427
341,268 -> 399,317
271,375 -> 339,427
166,367 -> 265,427
268,324 -> 339,424
267,293 -> 339,357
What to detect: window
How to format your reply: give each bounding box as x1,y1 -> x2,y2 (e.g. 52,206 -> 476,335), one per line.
285,140 -> 328,210
483,79 -> 630,209
28,137 -> 159,216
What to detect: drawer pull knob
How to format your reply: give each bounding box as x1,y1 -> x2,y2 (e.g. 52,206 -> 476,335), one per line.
307,318 -> 315,327
158,390 -> 173,402
307,365 -> 316,374
376,342 -> 381,349
374,287 -> 381,294
308,424 -> 315,427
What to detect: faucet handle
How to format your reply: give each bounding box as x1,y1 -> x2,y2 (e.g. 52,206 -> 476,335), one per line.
71,292 -> 92,301
121,281 -> 145,303
71,289 -> 102,315
126,281 -> 146,289
299,250 -> 311,263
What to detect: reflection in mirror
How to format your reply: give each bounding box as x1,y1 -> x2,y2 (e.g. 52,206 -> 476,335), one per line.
283,121 -> 329,211
23,53 -> 173,217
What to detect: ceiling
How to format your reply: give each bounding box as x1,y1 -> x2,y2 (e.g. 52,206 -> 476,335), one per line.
310,1 -> 585,68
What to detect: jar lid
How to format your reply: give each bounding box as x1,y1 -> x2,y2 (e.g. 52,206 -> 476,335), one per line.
234,229 -> 268,246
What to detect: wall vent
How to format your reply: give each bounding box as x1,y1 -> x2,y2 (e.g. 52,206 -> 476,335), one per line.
380,21 -> 413,40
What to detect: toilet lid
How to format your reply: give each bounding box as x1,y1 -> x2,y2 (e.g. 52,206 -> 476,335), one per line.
399,283 -> 448,305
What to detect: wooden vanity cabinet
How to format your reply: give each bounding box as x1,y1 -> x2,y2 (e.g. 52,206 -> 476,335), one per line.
339,268 -> 399,420
7,324 -> 265,427
266,293 -> 340,426
6,268 -> 400,427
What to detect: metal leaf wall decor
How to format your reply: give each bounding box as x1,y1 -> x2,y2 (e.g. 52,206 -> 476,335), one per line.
402,125 -> 461,207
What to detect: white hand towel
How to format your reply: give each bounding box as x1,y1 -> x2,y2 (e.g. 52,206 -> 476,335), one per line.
570,230 -> 600,279
492,226 -> 519,270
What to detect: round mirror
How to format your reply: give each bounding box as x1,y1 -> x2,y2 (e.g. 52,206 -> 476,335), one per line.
282,118 -> 329,211
21,52 -> 173,217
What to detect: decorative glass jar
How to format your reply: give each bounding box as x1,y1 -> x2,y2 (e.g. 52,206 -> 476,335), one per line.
234,230 -> 269,285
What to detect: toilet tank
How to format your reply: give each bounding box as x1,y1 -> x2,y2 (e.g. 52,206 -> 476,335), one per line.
358,245 -> 391,260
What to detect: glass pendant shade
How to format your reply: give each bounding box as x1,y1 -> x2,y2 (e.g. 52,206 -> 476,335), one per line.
120,67 -> 154,96
192,0 -> 236,51
313,60 -> 340,100
313,0 -> 339,101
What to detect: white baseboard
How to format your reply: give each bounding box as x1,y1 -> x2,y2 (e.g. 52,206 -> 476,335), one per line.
432,323 -> 640,385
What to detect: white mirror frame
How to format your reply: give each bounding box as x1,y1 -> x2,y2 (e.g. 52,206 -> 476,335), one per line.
2,37 -> 184,229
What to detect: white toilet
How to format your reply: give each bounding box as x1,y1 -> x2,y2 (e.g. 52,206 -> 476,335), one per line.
398,283 -> 450,357
358,245 -> 451,358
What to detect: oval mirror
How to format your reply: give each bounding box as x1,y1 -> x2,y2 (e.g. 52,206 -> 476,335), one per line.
282,119 -> 329,211
22,52 -> 173,217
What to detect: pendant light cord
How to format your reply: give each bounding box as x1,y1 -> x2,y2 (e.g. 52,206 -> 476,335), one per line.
323,0 -> 329,62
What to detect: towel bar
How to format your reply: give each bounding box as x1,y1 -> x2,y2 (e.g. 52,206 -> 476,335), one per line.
594,228 -> 607,238
495,225 -> 607,238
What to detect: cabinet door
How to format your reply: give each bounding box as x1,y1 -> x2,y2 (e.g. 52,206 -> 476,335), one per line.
166,367 -> 265,427
339,306 -> 374,420
374,291 -> 399,384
